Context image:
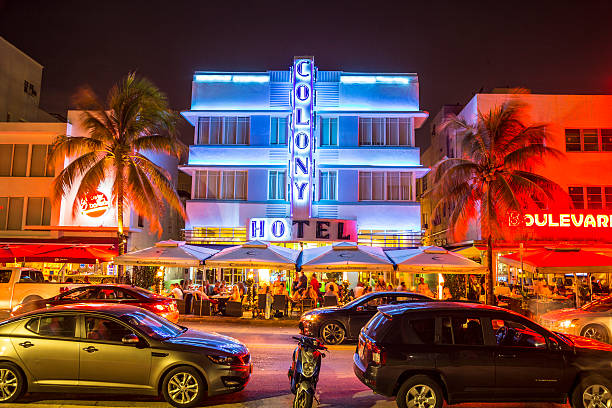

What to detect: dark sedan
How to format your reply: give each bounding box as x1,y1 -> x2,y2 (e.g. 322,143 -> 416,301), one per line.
299,291 -> 432,344
10,284 -> 179,323
0,304 -> 251,407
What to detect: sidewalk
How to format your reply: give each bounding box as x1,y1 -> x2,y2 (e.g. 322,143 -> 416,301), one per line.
179,310 -> 299,327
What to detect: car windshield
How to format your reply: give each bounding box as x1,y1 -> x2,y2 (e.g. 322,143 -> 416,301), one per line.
581,297 -> 612,312
118,309 -> 184,340
129,286 -> 165,299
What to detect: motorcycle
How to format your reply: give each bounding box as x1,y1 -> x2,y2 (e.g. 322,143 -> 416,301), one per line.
288,335 -> 328,408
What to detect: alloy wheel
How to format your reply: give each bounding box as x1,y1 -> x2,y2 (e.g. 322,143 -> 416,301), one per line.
583,326 -> 608,343
583,384 -> 612,408
167,372 -> 199,405
406,384 -> 437,408
0,368 -> 18,402
321,323 -> 344,344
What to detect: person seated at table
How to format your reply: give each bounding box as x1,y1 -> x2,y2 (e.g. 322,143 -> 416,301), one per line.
273,282 -> 288,296
170,283 -> 184,300
494,282 -> 512,298
258,282 -> 268,295
303,286 -> 318,301
324,285 -> 338,299
291,287 -> 305,302
540,283 -> 553,298
229,285 -> 242,302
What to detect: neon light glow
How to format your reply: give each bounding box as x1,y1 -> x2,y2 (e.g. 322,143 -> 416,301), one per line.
340,76 -> 411,85
79,190 -> 110,218
194,74 -> 269,83
290,58 -> 314,218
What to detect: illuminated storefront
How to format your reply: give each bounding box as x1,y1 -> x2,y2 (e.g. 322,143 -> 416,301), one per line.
180,57 -> 429,252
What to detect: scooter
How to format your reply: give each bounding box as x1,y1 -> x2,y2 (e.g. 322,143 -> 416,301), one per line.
288,335 -> 328,408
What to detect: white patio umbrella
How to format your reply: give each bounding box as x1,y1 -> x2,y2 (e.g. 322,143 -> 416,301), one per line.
113,240 -> 218,267
299,242 -> 394,272
386,246 -> 487,274
204,240 -> 300,270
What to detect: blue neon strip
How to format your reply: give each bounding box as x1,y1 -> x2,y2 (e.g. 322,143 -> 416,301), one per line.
194,74 -> 269,83
340,76 -> 411,85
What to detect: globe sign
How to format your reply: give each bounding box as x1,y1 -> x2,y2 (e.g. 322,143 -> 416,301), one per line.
79,191 -> 110,218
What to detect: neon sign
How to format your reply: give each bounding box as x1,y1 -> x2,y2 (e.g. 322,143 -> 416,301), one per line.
507,211 -> 612,242
79,190 -> 110,218
248,218 -> 357,242
290,57 -> 314,218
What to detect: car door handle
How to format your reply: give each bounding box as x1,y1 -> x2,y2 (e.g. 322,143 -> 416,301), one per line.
18,341 -> 34,348
497,353 -> 516,358
83,346 -> 98,353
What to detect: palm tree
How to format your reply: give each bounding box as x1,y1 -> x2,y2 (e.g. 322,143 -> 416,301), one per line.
431,99 -> 566,304
50,73 -> 186,282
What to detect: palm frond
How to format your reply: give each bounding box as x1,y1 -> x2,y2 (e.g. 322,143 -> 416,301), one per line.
51,151 -> 104,201
70,157 -> 110,216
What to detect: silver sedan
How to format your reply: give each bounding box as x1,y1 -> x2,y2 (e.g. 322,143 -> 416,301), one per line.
540,296 -> 612,343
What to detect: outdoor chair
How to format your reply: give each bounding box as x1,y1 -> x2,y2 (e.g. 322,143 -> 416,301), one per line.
252,294 -> 267,318
301,298 -> 315,313
192,298 -> 212,316
323,295 -> 338,307
225,301 -> 243,317
183,293 -> 194,315
272,295 -> 289,317
176,299 -> 188,314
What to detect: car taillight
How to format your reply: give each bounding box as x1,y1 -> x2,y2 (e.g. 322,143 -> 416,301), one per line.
366,339 -> 385,366
153,303 -> 168,312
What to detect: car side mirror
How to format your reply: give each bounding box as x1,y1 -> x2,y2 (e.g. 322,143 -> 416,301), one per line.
122,334 -> 139,344
548,337 -> 561,351
356,306 -> 365,312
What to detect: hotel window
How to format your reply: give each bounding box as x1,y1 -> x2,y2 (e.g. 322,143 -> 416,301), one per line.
268,170 -> 286,200
197,117 -> 249,145
0,197 -> 24,230
565,128 -> 612,152
319,171 -> 337,200
359,118 -> 410,146
25,197 -> 51,226
270,117 -> 288,145
194,170 -> 247,200
569,186 -> 612,209
30,145 -> 54,177
0,144 -> 29,177
359,171 -> 413,201
320,117 -> 338,146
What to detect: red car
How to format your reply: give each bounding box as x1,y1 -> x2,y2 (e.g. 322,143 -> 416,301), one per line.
10,284 -> 179,323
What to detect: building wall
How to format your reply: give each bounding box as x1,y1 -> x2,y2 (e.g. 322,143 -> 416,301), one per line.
421,93 -> 612,246
0,37 -> 56,123
181,63 -> 429,245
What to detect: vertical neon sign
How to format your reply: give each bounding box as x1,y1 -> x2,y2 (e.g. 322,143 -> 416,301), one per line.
290,57 -> 314,218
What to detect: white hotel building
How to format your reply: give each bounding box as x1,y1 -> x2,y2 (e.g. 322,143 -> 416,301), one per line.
180,57 -> 429,248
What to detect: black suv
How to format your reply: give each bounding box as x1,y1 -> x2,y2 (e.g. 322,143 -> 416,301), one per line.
354,302 -> 612,408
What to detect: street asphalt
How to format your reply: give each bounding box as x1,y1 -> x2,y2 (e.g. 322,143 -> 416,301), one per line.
13,320 -> 569,408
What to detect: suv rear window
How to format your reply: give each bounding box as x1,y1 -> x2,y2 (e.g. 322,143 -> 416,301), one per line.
441,316 -> 484,345
401,317 -> 435,344
363,312 -> 393,341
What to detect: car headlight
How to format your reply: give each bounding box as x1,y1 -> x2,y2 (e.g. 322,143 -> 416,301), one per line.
207,354 -> 238,365
559,319 -> 578,329
302,314 -> 318,321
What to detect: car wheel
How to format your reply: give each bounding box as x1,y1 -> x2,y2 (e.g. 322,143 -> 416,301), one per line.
162,366 -> 205,408
571,374 -> 612,408
581,324 -> 609,343
396,375 -> 444,408
0,362 -> 25,403
320,322 -> 345,345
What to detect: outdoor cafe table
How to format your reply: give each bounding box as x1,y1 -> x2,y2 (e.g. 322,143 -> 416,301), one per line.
212,294 -> 231,315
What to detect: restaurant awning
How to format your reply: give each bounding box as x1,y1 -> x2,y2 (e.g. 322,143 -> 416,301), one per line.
113,240 -> 218,267
204,240 -> 299,270
498,247 -> 612,274
0,243 -> 117,264
299,242 -> 394,272
386,246 -> 487,274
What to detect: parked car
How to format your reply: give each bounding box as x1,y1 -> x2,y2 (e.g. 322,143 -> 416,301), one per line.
354,301 -> 612,408
0,304 -> 251,407
299,291 -> 431,345
540,296 -> 612,343
0,268 -> 81,314
10,284 -> 180,323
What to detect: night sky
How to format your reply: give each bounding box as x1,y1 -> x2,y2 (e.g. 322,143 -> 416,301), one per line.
1,0 -> 611,148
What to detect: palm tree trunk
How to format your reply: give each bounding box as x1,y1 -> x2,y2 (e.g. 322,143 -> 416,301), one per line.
117,163 -> 125,283
486,187 -> 495,305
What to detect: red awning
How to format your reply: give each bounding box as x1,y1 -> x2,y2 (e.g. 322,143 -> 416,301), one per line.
0,243 -> 118,264
499,247 -> 612,274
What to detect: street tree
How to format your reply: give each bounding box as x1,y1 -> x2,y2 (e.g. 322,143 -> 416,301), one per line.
431,98 -> 566,304
50,73 -> 186,282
